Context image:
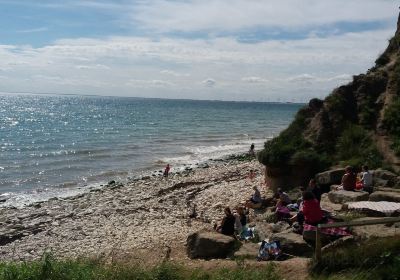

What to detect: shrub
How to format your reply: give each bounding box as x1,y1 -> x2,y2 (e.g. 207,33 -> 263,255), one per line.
383,96 -> 400,156
336,124 -> 382,169
375,52 -> 390,67
384,97 -> 400,136
259,107 -> 316,168
310,236 -> 400,279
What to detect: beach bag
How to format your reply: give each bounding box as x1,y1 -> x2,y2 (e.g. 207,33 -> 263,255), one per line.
257,240 -> 282,261
239,226 -> 255,241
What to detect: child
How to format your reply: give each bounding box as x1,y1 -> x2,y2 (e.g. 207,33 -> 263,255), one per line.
163,164 -> 170,178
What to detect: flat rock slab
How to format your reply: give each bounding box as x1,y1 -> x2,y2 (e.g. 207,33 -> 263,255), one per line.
345,201 -> 400,217
351,217 -> 400,238
369,191 -> 400,203
320,193 -> 342,212
186,230 -> 236,259
234,242 -> 260,258
271,230 -> 313,257
328,190 -> 369,204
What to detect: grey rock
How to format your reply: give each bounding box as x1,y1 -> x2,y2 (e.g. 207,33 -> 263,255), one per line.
186,230 -> 236,259
369,191 -> 400,203
351,217 -> 400,238
271,229 -> 313,257
315,169 -> 345,185
328,190 -> 369,204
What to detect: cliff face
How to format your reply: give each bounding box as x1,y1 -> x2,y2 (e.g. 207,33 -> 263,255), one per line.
259,12 -> 400,188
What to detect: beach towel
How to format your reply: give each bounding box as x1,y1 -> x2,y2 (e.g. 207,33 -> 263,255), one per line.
257,240 -> 282,261
303,219 -> 351,237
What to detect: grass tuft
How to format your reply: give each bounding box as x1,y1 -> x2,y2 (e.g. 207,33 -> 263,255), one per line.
0,254 -> 282,280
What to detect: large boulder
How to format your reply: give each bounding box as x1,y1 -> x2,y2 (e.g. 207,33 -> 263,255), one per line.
369,191 -> 400,203
320,193 -> 342,212
271,229 -> 313,257
315,169 -> 345,186
373,170 -> 400,187
186,230 -> 236,259
328,190 -> 369,204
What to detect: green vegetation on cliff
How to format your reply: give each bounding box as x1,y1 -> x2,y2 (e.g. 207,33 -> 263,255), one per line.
259,17 -> 400,177
384,97 -> 400,156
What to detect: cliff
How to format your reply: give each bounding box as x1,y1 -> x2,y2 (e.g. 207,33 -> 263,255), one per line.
259,12 -> 400,189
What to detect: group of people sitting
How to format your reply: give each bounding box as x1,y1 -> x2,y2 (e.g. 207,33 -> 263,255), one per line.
338,165 -> 373,193
214,206 -> 248,236
214,164 -> 374,237
274,179 -> 325,232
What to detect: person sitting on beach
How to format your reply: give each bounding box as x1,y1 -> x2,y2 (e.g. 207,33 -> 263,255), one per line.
215,207 -> 235,236
163,164 -> 170,178
340,166 -> 357,191
307,179 -> 321,202
276,188 -> 292,206
233,206 -> 247,234
245,186 -> 262,208
291,191 -> 325,227
360,165 -> 373,193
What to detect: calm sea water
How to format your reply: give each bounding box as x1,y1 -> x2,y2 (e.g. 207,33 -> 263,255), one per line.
0,93 -> 303,207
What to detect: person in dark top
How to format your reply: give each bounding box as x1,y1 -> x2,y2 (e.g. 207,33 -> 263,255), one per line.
237,206 -> 247,226
249,143 -> 255,156
216,207 -> 235,236
307,179 -> 321,202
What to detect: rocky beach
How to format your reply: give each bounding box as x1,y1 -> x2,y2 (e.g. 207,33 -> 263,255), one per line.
0,157 -> 267,262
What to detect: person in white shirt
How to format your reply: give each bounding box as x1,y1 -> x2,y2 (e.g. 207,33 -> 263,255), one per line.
361,165 -> 373,193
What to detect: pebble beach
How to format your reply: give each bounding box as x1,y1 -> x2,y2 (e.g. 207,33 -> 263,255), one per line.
0,158 -> 268,262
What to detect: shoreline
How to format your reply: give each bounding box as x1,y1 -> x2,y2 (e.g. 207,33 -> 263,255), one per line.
0,156 -> 268,262
0,144 -> 266,209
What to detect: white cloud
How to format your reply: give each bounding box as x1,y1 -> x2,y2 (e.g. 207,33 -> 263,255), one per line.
242,76 -> 268,83
75,64 -> 110,70
0,26 -> 396,101
202,78 -> 216,87
126,79 -> 174,88
160,70 -> 190,77
16,27 -> 48,33
132,0 -> 397,33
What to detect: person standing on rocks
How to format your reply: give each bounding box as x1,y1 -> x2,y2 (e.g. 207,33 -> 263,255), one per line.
248,143 -> 255,157
163,164 -> 170,179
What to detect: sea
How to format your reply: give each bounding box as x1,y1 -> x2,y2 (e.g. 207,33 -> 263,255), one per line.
0,93 -> 303,207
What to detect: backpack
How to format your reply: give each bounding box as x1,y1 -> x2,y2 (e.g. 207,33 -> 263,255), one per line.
257,240 -> 282,261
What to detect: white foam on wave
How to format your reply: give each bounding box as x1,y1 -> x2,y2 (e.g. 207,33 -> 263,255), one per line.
160,137 -> 269,172
0,183 -> 103,209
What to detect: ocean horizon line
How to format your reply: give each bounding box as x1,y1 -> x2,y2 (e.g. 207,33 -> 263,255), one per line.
0,90 -> 307,105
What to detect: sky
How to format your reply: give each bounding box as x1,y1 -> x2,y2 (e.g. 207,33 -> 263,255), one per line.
0,0 -> 398,102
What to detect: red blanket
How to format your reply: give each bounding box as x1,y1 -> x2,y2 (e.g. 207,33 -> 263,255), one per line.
303,219 -> 351,237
